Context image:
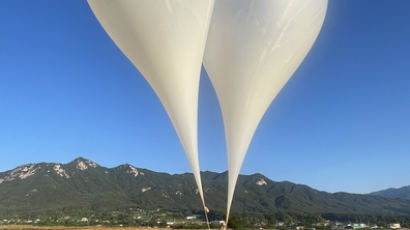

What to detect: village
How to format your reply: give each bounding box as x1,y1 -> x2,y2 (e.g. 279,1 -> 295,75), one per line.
0,214 -> 408,230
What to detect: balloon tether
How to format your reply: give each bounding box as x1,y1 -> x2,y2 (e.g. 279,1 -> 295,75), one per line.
204,205 -> 210,230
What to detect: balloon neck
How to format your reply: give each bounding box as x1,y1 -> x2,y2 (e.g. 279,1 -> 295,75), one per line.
203,205 -> 211,230
221,222 -> 228,230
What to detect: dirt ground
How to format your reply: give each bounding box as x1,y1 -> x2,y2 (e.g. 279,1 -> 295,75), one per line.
0,226 -> 174,230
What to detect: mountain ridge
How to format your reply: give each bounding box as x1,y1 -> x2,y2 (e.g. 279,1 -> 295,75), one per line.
370,185 -> 410,200
1,157 -> 410,218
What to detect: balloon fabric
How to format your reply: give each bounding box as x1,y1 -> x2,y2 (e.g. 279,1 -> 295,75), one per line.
203,0 -> 328,224
87,0 -> 215,215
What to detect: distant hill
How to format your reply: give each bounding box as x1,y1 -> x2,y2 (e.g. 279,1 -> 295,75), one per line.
370,186 -> 410,200
1,157 -> 410,218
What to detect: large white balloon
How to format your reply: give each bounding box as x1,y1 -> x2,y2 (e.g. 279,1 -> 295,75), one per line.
87,0 -> 214,209
203,0 -> 327,223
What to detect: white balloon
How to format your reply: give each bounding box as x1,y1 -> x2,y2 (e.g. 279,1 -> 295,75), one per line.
203,0 -> 327,223
87,0 -> 214,208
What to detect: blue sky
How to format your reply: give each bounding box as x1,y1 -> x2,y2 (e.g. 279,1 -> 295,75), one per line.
0,0 -> 409,194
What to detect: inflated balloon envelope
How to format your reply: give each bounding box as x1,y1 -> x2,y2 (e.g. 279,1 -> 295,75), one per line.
203,0 -> 328,224
87,0 -> 214,212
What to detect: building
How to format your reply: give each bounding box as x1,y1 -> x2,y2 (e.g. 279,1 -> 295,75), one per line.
211,220 -> 226,226
276,222 -> 285,227
166,221 -> 174,226
81,217 -> 89,222
186,215 -> 198,220
331,222 -> 345,230
387,223 -> 401,229
314,221 -> 330,227
345,223 -> 367,229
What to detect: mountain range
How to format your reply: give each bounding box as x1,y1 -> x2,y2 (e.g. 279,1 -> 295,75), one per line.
371,186 -> 410,200
0,157 -> 410,218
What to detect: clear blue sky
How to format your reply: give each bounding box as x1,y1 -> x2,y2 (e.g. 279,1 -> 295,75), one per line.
0,0 -> 409,194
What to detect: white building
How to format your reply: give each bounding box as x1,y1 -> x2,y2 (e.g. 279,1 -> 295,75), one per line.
346,223 -> 368,229
186,215 -> 198,220
387,223 -> 401,229
166,221 -> 174,226
276,222 -> 285,227
81,217 -> 89,222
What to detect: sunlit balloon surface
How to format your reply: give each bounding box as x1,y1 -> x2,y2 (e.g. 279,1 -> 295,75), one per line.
204,0 -> 328,223
87,0 -> 215,210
